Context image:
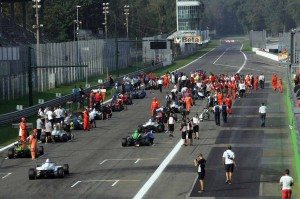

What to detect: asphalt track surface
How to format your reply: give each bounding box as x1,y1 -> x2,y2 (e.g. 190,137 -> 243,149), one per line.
0,42 -> 294,199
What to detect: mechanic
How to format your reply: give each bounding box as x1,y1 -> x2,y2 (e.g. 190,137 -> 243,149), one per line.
19,117 -> 27,149
83,108 -> 90,131
271,74 -> 278,91
144,130 -> 154,145
28,129 -> 38,160
222,145 -> 236,184
194,153 -> 206,193
150,97 -> 160,117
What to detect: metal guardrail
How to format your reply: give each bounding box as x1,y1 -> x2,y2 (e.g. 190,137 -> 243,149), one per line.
0,63 -> 164,126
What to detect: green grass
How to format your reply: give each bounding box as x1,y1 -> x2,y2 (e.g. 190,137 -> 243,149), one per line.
241,39 -> 252,52
285,82 -> 300,197
0,63 -> 149,114
0,40 -> 219,146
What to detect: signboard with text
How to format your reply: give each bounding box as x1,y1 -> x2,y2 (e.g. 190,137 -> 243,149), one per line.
174,36 -> 202,44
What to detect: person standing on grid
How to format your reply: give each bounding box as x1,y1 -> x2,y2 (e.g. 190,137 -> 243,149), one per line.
259,103 -> 267,127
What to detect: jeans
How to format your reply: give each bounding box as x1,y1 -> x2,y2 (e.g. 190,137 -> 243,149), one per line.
260,113 -> 266,127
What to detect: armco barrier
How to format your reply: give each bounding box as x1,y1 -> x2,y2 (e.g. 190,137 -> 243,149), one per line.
252,48 -> 279,61
0,63 -> 164,126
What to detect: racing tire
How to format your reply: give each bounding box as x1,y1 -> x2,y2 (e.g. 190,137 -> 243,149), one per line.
57,167 -> 64,178
40,134 -> 46,143
61,134 -> 68,142
63,164 -> 69,175
38,146 -> 44,156
7,148 -> 14,159
203,113 -> 209,120
121,138 -> 128,147
28,168 -> 36,180
157,124 -> 164,132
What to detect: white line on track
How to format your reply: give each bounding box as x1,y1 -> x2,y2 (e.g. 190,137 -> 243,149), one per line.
1,173 -> 12,179
71,179 -> 140,188
213,47 -> 230,65
237,44 -> 248,73
134,159 -> 141,164
71,180 -> 82,188
111,180 -> 119,187
133,47 -> 216,199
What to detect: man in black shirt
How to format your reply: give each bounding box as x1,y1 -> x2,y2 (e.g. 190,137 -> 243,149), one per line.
194,153 -> 206,193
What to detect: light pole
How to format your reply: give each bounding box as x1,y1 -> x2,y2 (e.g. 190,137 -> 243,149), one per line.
32,0 -> 43,65
76,5 -> 81,40
124,5 -> 130,38
32,0 -> 43,93
102,2 -> 109,39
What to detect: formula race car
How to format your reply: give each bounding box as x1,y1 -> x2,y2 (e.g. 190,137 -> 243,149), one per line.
141,119 -> 165,133
7,141 -> 44,159
40,129 -> 72,143
121,130 -> 154,147
28,159 -> 69,180
131,90 -> 146,99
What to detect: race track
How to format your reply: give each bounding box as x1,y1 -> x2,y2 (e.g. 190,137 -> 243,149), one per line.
0,41 -> 294,199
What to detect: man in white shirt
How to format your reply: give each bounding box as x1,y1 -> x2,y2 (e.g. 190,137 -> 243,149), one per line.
238,81 -> 246,98
279,169 -> 293,199
192,114 -> 200,139
157,78 -> 163,93
258,73 -> 265,89
168,114 -> 175,137
259,103 -> 267,127
222,145 -> 235,184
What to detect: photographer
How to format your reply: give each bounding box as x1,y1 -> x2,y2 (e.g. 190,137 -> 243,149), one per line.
194,153 -> 206,193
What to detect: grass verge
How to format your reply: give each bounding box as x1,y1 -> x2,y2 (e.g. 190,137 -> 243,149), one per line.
285,83 -> 300,197
0,40 -> 219,146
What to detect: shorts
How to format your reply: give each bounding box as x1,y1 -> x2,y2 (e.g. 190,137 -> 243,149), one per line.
181,131 -> 187,139
193,125 -> 199,133
168,124 -> 174,132
45,132 -> 51,137
198,172 -> 205,180
188,130 -> 193,139
225,164 -> 235,172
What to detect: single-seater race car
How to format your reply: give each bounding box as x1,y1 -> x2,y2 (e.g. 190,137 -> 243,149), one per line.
7,141 -> 44,159
28,159 -> 69,180
40,126 -> 72,143
141,118 -> 165,133
121,129 -> 154,147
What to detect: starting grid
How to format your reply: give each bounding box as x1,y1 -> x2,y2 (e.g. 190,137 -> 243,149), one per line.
0,173 -> 11,179
71,157 -> 158,188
